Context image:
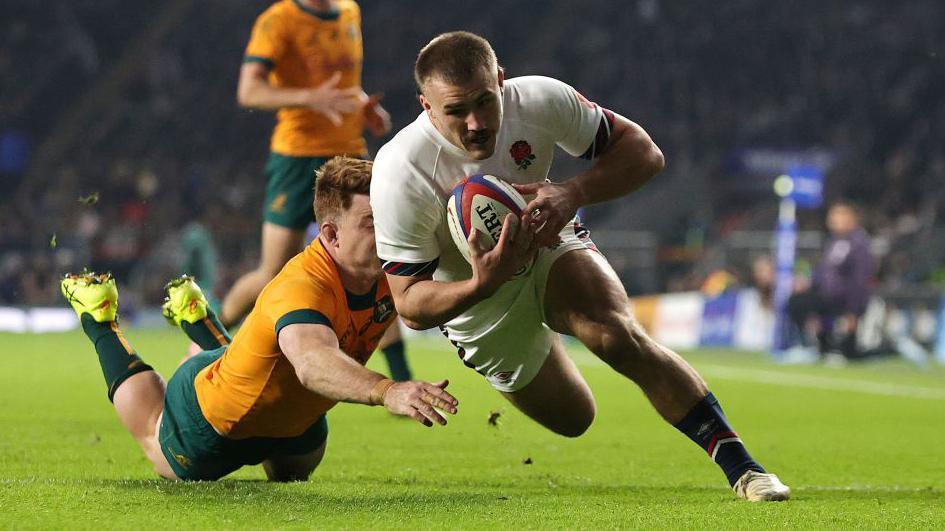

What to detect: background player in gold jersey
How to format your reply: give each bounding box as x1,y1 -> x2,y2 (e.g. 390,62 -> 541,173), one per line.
221,0 -> 412,383
60,157 -> 457,481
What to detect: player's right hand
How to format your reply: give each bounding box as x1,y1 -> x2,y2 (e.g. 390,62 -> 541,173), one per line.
306,71 -> 363,126
383,380 -> 459,427
468,214 -> 538,298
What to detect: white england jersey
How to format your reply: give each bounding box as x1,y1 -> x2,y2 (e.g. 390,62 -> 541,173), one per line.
371,75 -> 607,286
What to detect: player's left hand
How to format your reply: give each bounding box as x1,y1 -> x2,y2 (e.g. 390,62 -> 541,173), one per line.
362,92 -> 392,137
512,181 -> 581,248
383,379 -> 459,427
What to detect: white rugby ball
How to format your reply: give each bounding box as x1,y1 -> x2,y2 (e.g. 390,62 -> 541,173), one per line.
446,174 -> 527,264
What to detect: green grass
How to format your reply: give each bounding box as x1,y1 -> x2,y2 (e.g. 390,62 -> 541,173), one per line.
1,329 -> 944,529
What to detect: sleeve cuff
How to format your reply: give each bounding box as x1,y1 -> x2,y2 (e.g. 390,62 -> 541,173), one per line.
275,309 -> 333,335
382,258 -> 439,277
243,55 -> 275,69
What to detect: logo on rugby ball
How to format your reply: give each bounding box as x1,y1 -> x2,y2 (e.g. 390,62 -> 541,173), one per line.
446,174 -> 530,277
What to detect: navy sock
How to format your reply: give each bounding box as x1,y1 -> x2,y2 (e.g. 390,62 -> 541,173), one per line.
80,314 -> 154,402
180,308 -> 232,351
674,392 -> 765,486
381,340 -> 412,381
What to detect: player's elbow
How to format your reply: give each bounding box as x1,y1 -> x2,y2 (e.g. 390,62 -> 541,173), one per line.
636,139 -> 664,178
400,316 -> 433,331
236,84 -> 255,108
646,142 -> 665,175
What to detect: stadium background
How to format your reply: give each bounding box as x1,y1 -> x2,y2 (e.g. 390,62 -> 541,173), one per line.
2,1 -> 945,526
3,0 -> 944,355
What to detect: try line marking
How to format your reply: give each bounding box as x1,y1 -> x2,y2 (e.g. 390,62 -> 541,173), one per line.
697,365 -> 945,401
568,351 -> 945,400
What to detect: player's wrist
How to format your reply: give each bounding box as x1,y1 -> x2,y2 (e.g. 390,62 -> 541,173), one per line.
369,378 -> 395,406
467,273 -> 497,303
563,178 -> 589,209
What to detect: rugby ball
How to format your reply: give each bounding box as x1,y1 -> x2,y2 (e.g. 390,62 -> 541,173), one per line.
446,174 -> 527,263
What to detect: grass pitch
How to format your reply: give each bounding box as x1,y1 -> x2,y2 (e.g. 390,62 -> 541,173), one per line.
1,329 -> 944,529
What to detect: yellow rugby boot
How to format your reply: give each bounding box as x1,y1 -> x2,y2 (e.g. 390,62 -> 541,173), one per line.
60,271 -> 119,322
161,275 -> 209,327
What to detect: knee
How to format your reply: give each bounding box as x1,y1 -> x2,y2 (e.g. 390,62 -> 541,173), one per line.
265,462 -> 316,482
267,470 -> 313,482
554,395 -> 597,438
583,313 -> 646,361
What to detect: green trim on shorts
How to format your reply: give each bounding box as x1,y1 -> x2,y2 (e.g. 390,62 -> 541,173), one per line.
159,346 -> 329,481
263,154 -> 331,230
276,309 -> 333,336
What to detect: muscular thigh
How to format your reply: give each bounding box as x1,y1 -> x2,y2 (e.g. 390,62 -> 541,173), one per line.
501,337 -> 596,438
543,249 -> 632,337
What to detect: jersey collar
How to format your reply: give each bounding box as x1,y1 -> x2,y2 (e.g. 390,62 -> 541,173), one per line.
292,0 -> 340,21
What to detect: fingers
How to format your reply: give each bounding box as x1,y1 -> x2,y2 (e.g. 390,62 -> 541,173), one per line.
422,383 -> 458,413
467,228 -> 489,257
321,71 -> 342,89
368,92 -> 384,105
414,402 -> 447,426
323,109 -> 343,126
406,408 -> 433,427
492,213 -> 517,254
512,182 -> 542,195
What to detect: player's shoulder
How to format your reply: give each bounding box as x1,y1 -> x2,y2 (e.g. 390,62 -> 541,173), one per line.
372,115 -> 438,187
253,0 -> 292,30
336,0 -> 361,17
505,75 -> 577,104
264,247 -> 339,303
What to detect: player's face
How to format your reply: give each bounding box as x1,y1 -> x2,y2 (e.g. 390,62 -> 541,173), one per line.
336,194 -> 380,274
420,67 -> 504,160
827,205 -> 857,235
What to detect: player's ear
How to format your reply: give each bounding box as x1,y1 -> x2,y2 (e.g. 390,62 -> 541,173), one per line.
321,222 -> 339,246
418,93 -> 432,112
497,65 -> 505,89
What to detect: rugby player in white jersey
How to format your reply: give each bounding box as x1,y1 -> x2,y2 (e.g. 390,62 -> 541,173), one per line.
371,31 -> 789,501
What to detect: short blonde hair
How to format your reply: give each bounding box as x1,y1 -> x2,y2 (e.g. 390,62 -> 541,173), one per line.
313,156 -> 373,222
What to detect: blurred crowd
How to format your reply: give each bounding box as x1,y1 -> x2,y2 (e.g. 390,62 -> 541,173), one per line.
1,0 -> 944,306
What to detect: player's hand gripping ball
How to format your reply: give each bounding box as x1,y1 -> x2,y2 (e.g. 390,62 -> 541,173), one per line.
446,174 -> 528,264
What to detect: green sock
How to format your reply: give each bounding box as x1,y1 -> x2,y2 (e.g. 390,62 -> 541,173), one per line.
381,340 -> 412,382
180,308 -> 232,350
80,314 -> 154,402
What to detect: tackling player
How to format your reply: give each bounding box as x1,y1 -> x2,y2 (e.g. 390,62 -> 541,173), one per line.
61,158 -> 456,481
371,32 -> 789,501
222,0 -> 412,382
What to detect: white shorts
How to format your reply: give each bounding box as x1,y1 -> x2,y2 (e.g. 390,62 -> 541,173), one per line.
441,219 -> 599,392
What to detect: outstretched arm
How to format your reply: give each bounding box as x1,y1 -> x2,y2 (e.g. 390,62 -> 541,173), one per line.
278,322 -> 458,426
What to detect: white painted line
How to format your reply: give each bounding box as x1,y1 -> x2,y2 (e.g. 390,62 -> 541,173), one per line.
697,365 -> 945,401
800,485 -> 944,494
567,350 -> 945,400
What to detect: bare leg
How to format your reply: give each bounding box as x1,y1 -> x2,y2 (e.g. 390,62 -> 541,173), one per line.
111,371 -> 178,479
501,335 -> 596,437
220,222 -> 304,327
377,320 -> 412,381
544,249 -> 707,423
377,321 -> 402,350
263,440 -> 328,482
